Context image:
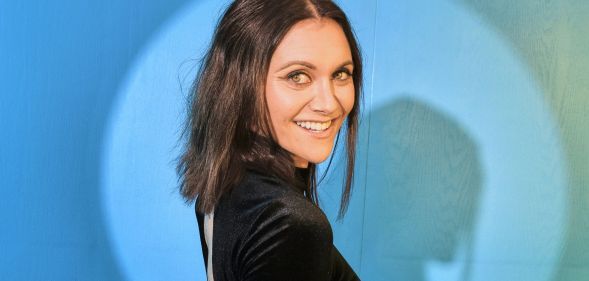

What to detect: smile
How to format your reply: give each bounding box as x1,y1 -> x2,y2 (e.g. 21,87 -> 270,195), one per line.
295,120 -> 333,132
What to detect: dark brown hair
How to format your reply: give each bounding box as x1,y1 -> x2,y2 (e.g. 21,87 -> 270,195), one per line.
177,0 -> 362,220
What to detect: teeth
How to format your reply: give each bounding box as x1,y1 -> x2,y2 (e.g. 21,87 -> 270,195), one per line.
295,120 -> 332,131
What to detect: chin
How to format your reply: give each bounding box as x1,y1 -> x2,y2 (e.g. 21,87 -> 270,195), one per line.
304,151 -> 333,165
290,143 -> 336,166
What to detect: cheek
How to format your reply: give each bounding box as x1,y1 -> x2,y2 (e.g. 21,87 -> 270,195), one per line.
265,82 -> 301,125
338,86 -> 355,115
265,83 -> 285,122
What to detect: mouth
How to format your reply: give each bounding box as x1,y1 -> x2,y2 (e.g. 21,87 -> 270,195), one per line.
294,119 -> 333,132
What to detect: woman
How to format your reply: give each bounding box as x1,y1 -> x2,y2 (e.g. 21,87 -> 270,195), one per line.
177,0 -> 362,280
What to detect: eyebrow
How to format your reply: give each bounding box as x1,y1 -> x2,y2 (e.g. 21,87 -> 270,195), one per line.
277,60 -> 354,72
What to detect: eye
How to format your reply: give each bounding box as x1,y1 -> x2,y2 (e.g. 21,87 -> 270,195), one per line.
287,71 -> 312,85
333,69 -> 352,81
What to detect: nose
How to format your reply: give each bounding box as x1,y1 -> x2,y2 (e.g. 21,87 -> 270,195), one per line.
309,79 -> 339,115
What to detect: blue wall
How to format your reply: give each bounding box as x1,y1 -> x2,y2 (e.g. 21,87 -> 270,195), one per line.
1,0 -> 587,280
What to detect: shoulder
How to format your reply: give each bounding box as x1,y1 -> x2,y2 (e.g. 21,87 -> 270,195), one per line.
212,170 -> 335,279
222,170 -> 311,211
216,169 -> 332,237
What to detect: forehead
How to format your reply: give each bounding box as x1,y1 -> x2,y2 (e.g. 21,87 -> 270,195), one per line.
271,18 -> 352,67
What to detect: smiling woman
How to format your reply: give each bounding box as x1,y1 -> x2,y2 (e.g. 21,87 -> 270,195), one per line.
265,18 -> 355,168
176,0 -> 362,280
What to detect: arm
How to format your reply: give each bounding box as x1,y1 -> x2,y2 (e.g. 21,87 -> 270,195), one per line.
331,246 -> 361,281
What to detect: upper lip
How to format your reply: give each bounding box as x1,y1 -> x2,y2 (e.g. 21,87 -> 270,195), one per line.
294,118 -> 337,122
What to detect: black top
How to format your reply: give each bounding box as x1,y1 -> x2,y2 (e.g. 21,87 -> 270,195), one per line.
195,168 -> 360,281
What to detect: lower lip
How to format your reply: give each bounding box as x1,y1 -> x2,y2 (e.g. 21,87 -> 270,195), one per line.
294,120 -> 336,139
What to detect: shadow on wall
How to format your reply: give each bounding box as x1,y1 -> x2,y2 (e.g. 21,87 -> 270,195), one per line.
364,97 -> 482,280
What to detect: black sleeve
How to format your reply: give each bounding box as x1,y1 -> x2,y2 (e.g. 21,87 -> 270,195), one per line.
331,246 -> 360,281
236,199 -> 360,281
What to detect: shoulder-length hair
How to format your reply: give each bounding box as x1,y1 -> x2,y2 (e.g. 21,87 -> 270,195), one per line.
177,0 -> 362,220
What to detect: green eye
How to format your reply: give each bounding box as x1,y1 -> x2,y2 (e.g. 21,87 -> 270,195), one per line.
288,71 -> 311,84
334,70 -> 352,81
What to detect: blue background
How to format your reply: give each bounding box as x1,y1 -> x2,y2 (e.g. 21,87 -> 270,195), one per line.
1,0 -> 588,280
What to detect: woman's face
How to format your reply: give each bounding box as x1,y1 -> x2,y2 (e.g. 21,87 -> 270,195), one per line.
265,18 -> 355,168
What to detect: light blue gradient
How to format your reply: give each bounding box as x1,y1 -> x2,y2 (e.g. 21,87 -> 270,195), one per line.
1,0 -> 584,280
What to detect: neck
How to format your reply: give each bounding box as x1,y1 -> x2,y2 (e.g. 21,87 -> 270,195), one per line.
292,155 -> 309,168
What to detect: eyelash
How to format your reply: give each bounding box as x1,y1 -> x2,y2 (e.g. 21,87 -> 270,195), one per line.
287,71 -> 309,84
333,68 -> 352,81
285,68 -> 353,86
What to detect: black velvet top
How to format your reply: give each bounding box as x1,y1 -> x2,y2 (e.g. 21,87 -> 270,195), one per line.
195,168 -> 360,280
